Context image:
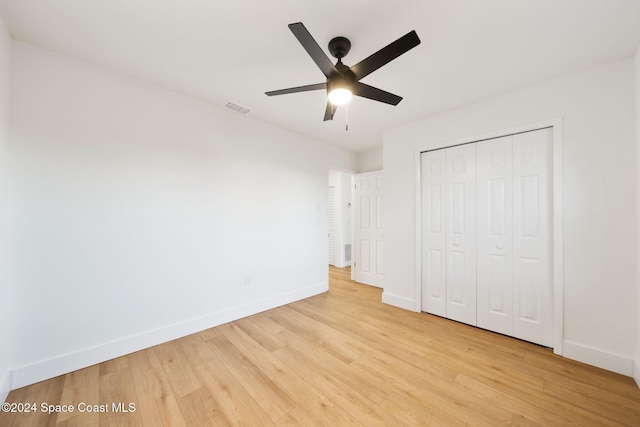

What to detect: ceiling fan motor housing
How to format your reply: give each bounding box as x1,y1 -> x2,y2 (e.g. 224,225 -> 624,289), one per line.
327,74 -> 354,94
328,36 -> 351,59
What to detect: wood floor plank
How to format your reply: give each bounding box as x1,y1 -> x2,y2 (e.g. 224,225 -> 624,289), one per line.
154,340 -> 202,398
267,305 -> 362,364
204,331 -> 297,421
218,321 -> 337,413
0,375 -> 65,427
2,266 -> 640,426
98,363 -> 144,427
272,326 -> 390,406
176,387 -> 232,427
98,356 -> 130,377
127,348 -> 186,427
56,365 -> 100,427
232,315 -> 287,352
453,364 -> 618,426
380,391 -> 479,427
194,359 -> 275,426
174,332 -> 217,368
524,348 -> 640,396
453,373 -> 575,426
272,344 -> 393,427
351,352 -> 514,426
543,378 -> 640,425
376,395 -> 449,427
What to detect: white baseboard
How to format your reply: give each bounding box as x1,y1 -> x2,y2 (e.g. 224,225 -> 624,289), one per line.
634,358 -> 640,388
10,282 -> 327,390
382,292 -> 416,312
0,370 -> 10,403
563,340 -> 634,376
333,261 -> 351,268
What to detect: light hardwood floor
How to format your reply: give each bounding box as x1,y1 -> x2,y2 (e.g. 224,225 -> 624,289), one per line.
2,266 -> 640,426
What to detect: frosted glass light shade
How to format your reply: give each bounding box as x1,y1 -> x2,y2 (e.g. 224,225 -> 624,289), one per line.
328,88 -> 352,105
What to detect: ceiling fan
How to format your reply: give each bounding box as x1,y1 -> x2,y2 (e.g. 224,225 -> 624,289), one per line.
265,22 -> 421,121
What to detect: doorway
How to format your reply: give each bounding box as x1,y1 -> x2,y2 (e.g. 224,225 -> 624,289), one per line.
328,169 -> 354,268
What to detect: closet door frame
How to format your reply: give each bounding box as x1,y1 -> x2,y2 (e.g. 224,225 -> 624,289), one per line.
414,118 -> 564,355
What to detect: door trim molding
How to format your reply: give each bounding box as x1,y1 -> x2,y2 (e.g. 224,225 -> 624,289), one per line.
413,118 -> 564,355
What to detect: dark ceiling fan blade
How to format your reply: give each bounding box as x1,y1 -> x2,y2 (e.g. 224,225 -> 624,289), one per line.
265,82 -> 327,96
323,102 -> 335,121
288,22 -> 338,78
352,82 -> 403,105
350,30 -> 421,80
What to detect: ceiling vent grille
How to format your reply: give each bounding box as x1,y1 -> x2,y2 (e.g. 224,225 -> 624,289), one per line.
224,101 -> 251,115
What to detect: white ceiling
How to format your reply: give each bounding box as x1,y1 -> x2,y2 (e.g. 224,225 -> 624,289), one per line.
1,0 -> 640,153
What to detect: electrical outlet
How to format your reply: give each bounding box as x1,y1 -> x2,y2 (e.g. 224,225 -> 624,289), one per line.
243,275 -> 252,287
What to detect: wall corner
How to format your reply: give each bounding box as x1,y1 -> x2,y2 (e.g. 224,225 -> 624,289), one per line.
634,43 -> 640,389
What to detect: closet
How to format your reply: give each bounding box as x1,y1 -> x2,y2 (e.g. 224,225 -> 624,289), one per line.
420,127 -> 553,347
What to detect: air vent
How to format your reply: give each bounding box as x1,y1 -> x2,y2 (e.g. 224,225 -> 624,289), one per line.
344,244 -> 352,262
224,101 -> 251,115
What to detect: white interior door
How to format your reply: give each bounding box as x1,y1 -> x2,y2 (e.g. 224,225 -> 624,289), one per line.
477,136 -> 514,335
512,129 -> 553,347
354,171 -> 384,287
421,150 -> 447,316
445,144 -> 477,326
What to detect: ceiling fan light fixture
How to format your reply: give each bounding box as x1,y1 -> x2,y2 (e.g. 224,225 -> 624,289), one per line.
328,87 -> 352,105
327,78 -> 353,105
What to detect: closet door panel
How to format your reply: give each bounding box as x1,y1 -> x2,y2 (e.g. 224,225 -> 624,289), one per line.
421,150 -> 447,316
477,137 -> 514,335
445,144 -> 476,326
512,128 -> 553,347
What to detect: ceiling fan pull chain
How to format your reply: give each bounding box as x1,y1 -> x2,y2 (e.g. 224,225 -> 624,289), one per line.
345,104 -> 349,131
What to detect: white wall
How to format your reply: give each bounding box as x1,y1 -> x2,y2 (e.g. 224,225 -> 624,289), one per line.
340,172 -> 353,266
358,147 -> 383,172
384,58 -> 636,376
0,14 -> 11,403
7,41 -> 358,388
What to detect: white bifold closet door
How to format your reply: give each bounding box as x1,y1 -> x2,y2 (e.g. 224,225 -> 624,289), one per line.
511,130 -> 553,346
421,143 -> 477,326
444,143 -> 477,326
421,149 -> 447,317
421,128 -> 552,347
476,136 -> 514,336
